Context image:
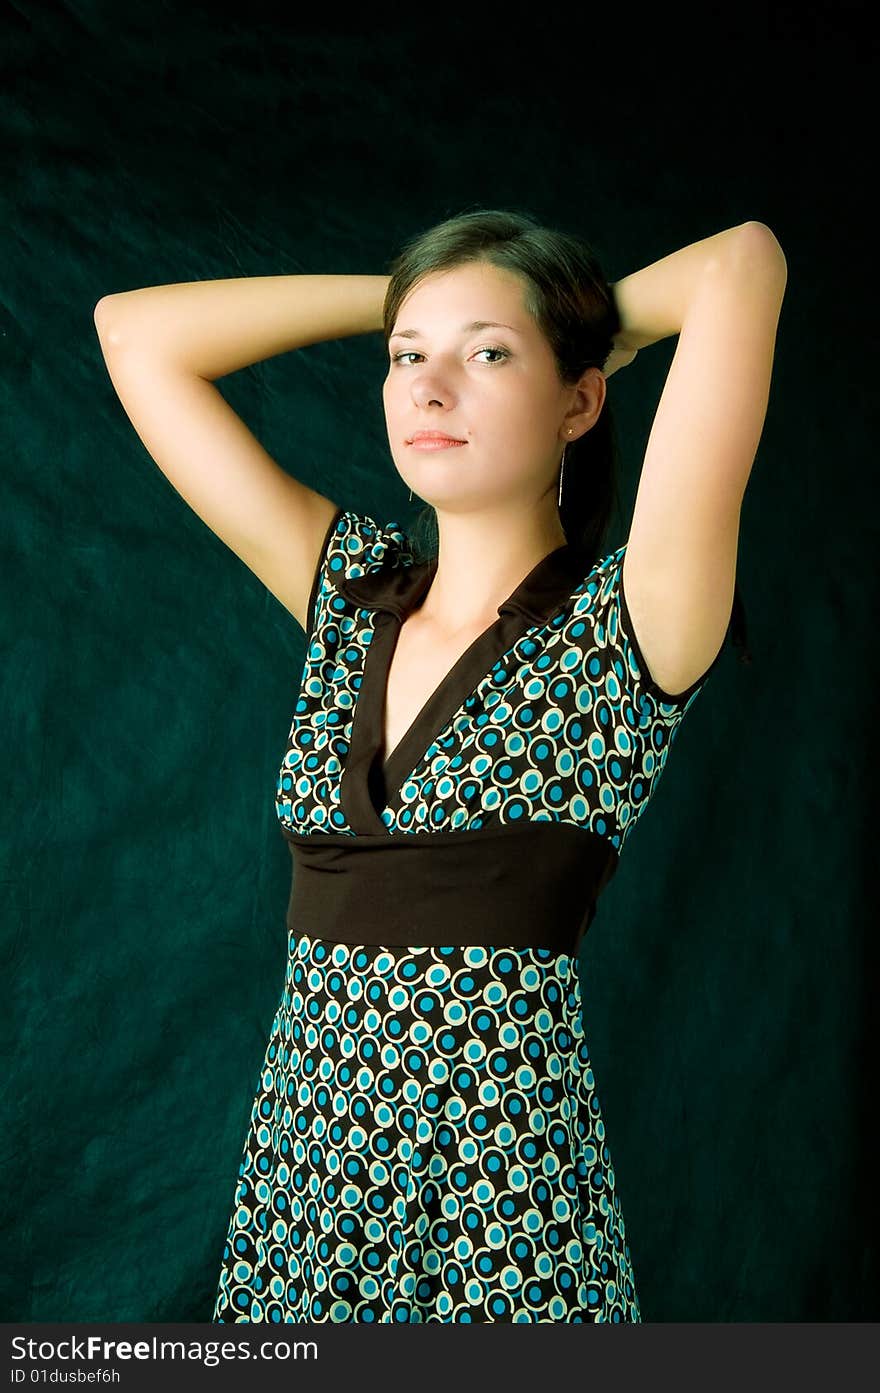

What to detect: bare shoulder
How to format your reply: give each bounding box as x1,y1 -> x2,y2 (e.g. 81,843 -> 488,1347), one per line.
251,484 -> 342,631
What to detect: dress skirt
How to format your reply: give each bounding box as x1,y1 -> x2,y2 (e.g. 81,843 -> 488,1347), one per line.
211,927 -> 641,1323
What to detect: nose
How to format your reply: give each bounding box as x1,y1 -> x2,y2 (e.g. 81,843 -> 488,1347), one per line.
413,378 -> 449,410
412,373 -> 447,407
397,357 -> 461,417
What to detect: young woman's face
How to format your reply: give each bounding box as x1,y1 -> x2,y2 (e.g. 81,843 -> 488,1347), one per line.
383,261 -> 571,514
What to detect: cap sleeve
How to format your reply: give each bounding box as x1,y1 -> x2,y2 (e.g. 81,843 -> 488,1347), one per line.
305,506 -> 414,640
586,543 -> 726,716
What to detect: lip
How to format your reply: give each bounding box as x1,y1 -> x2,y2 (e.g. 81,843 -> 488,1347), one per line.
407,430 -> 468,446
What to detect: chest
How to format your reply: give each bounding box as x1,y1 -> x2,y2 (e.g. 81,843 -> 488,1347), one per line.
381,613 -> 494,768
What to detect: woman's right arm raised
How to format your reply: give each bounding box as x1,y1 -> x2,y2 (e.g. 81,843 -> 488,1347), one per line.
93,274 -> 389,632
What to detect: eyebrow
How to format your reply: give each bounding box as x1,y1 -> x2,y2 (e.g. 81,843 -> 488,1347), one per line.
389,320 -> 522,342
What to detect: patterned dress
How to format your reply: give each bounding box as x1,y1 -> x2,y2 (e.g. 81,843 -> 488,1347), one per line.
211,505 -> 723,1323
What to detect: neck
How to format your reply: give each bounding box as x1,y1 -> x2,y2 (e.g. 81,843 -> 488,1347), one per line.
416,508 -> 568,634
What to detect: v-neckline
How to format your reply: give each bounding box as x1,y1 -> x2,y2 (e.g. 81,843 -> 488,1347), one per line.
330,536 -> 593,834
379,609 -> 493,775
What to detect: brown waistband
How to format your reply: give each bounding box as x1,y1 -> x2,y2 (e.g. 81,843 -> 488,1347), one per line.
278,820 -> 619,956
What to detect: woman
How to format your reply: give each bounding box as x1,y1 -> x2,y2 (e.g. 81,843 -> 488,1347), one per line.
94,208 -> 787,1322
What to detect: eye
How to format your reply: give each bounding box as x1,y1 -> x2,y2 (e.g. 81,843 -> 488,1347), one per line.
390,345 -> 510,365
473,346 -> 509,364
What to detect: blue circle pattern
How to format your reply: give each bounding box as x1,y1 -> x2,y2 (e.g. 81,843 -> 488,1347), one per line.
275,512 -> 704,847
213,933 -> 640,1323
212,511 -> 713,1323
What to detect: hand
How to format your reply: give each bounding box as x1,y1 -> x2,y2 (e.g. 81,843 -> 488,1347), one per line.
603,342 -> 639,379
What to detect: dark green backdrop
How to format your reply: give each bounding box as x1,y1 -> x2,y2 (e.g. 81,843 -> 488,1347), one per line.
4,3 -> 876,1322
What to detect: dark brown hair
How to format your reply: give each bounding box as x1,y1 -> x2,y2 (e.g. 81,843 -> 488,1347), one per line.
382,206 -> 750,665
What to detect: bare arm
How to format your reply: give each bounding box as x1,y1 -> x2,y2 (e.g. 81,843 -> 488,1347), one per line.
609,221 -> 784,350
606,222 -> 786,695
94,275 -> 390,631
95,274 -> 391,376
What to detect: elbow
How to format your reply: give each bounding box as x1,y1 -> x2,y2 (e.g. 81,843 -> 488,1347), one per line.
721,223 -> 787,292
93,295 -> 128,347
93,296 -> 112,335
738,220 -> 787,270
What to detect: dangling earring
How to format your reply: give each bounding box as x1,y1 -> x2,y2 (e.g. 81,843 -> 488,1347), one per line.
558,428 -> 573,507
409,486 -> 413,501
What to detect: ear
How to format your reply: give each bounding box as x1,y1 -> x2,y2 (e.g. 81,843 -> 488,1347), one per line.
568,365 -> 606,436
